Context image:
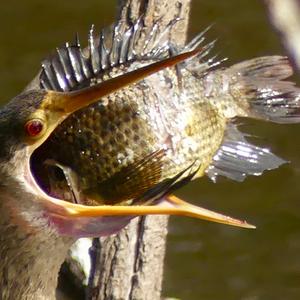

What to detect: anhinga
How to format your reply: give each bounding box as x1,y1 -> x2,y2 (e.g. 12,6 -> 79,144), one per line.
0,50 -> 249,299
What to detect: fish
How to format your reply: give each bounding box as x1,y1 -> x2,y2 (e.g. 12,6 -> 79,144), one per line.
28,19 -> 300,214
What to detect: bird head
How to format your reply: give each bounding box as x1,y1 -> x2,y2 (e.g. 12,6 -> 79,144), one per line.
0,50 -> 254,238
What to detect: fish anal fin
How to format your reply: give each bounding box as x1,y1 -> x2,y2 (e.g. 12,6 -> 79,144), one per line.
206,124 -> 286,182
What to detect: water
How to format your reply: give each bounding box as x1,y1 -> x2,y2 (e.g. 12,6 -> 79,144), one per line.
1,1 -> 300,299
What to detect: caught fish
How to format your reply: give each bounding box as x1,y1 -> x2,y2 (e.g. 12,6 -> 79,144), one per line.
29,20 -> 300,220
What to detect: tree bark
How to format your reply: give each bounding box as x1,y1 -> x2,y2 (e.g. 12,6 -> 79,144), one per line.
86,1 -> 191,300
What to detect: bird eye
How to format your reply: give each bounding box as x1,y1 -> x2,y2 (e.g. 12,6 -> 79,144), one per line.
25,119 -> 45,137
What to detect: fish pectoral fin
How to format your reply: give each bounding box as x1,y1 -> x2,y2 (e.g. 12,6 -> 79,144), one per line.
96,149 -> 166,204
59,194 -> 255,229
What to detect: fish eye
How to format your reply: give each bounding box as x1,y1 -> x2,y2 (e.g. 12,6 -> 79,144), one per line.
25,118 -> 46,138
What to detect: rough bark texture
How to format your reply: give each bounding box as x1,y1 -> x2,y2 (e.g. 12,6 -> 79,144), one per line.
87,1 -> 191,299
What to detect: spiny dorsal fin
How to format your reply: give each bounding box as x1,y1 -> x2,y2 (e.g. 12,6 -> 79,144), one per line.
39,20 -> 219,92
40,20 -> 173,92
206,124 -> 286,182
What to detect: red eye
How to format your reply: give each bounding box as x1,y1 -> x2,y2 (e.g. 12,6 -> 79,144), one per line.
25,119 -> 44,137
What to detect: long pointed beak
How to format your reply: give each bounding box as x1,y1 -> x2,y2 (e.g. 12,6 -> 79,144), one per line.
27,49 -> 200,151
42,50 -> 200,116
31,49 -> 200,150
44,194 -> 255,230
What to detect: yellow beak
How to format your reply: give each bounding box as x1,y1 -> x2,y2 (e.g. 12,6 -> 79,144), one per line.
41,50 -> 200,116
31,49 -> 201,150
45,194 -> 255,229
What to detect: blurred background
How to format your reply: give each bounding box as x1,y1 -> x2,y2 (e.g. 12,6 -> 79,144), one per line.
0,1 -> 300,299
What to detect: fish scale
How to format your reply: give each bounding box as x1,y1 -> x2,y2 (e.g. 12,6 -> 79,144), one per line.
34,63 -> 224,204
30,19 -> 300,205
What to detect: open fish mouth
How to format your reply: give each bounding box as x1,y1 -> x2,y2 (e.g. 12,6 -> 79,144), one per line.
17,50 -> 255,237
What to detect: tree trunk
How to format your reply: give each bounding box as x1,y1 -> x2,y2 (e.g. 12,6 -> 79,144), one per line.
86,1 -> 191,300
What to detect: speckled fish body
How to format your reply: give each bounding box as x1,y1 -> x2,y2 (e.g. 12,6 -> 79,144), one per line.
30,20 -> 300,206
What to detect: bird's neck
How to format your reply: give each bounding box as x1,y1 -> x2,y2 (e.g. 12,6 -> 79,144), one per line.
0,180 -> 74,300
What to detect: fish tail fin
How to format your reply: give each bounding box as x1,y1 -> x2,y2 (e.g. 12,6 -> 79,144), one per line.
229,56 -> 300,123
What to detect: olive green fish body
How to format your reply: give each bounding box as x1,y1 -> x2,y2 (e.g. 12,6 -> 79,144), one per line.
31,21 -> 300,205
35,64 -> 226,204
